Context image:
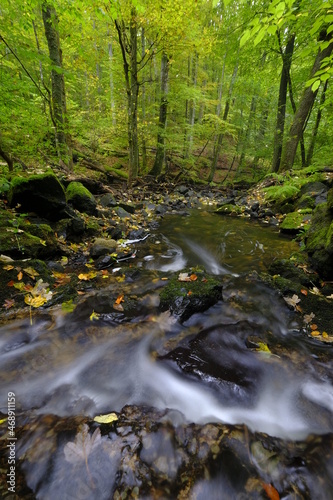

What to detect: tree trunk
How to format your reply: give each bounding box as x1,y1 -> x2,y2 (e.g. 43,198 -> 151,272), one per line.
141,28 -> 147,170
208,59 -> 238,183
115,7 -> 139,184
0,140 -> 13,171
271,33 -> 295,173
42,2 -> 71,167
279,36 -> 333,171
238,94 -> 258,169
306,79 -> 328,167
108,39 -> 116,126
150,53 -> 170,177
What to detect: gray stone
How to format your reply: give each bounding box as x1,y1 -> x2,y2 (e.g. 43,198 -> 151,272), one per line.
90,238 -> 117,258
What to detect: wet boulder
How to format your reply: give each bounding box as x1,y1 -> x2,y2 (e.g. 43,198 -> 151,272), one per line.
66,181 -> 97,216
7,171 -> 67,221
159,270 -> 222,322
159,322 -> 263,407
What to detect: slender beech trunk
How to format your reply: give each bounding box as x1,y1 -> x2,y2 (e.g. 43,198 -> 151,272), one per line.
238,94 -> 258,169
150,53 -> 170,177
108,39 -> 116,126
42,2 -> 71,167
141,29 -> 147,170
208,59 -> 238,183
188,53 -> 198,154
271,32 -> 295,173
115,7 -> 139,184
306,79 -> 328,167
280,35 -> 333,171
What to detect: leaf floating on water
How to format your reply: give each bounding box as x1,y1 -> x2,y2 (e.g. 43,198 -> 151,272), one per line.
262,482 -> 280,500
93,413 -> 118,424
64,424 -> 101,464
284,294 -> 300,310
256,342 -> 271,353
89,310 -> 100,321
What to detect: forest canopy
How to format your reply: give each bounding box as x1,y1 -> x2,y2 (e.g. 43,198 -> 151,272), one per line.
0,0 -> 332,184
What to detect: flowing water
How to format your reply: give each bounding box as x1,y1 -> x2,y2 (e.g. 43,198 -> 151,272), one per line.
1,210 -> 333,498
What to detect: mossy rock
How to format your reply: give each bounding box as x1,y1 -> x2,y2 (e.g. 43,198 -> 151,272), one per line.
296,194 -> 316,211
215,204 -> 243,216
7,171 -> 67,221
159,270 -> 222,322
0,223 -> 58,259
66,182 -> 97,216
305,204 -> 333,279
280,211 -> 311,235
264,185 -> 300,213
327,188 -> 333,213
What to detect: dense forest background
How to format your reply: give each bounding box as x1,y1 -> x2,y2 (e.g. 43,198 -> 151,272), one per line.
1,0 -> 333,185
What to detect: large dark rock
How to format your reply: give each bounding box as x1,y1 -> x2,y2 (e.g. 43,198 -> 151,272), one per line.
66,181 -> 97,216
7,171 -> 67,221
160,322 -> 263,407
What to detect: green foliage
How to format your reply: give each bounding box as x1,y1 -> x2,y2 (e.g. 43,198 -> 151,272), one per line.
264,184 -> 300,202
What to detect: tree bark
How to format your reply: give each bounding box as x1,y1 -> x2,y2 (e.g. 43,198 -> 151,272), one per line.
150,53 -> 170,177
115,8 -> 139,184
279,36 -> 333,171
42,2 -> 71,167
271,32 -> 295,173
208,59 -> 238,183
306,79 -> 328,167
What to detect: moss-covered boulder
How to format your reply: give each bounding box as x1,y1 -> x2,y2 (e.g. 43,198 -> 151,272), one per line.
159,270 -> 222,321
280,211 -> 311,235
305,203 -> 333,279
327,187 -> 333,213
0,209 -> 58,259
66,182 -> 97,216
90,237 -> 117,258
7,171 -> 67,221
215,204 -> 243,216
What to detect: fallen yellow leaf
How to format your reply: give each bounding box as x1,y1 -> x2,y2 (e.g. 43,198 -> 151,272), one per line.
311,330 -> 320,337
93,413 -> 118,424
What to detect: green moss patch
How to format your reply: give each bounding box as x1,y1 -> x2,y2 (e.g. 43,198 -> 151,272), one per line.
159,270 -> 222,322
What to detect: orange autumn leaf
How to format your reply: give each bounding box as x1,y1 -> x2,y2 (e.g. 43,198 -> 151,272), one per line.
17,271 -> 23,281
262,482 -> 280,500
7,280 -> 15,287
311,330 -> 320,337
3,265 -> 14,271
187,290 -> 193,296
300,289 -> 308,296
310,324 -> 318,330
190,274 -> 198,281
115,294 -> 124,305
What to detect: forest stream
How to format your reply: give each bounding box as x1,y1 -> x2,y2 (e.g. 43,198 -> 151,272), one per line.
1,210 -> 333,499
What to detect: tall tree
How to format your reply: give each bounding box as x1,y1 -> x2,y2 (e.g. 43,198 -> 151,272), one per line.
280,30 -> 333,171
42,1 -> 71,167
150,52 -> 170,177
